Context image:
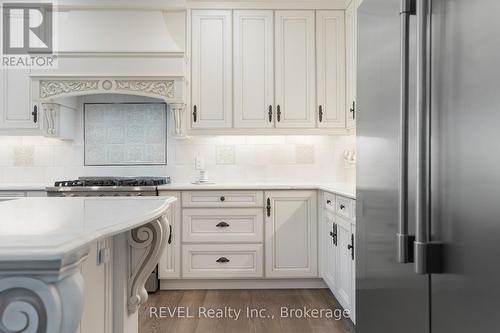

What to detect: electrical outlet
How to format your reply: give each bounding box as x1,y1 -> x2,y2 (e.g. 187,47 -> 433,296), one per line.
195,156 -> 205,170
97,240 -> 110,265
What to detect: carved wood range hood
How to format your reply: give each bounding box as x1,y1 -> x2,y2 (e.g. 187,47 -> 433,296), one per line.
32,8 -> 187,138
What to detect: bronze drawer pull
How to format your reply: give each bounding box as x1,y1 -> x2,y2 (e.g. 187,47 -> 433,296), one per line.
216,257 -> 230,263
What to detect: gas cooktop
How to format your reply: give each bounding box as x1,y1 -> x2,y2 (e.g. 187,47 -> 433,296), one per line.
46,177 -> 171,197
53,176 -> 171,187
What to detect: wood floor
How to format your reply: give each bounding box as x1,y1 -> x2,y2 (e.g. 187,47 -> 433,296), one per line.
139,289 -> 355,333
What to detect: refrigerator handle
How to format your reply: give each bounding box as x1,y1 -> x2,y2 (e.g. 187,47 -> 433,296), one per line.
414,0 -> 443,274
397,0 -> 416,264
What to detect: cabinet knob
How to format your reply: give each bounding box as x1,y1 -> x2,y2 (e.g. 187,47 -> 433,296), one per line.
216,257 -> 230,263
220,196 -> 225,202
326,200 -> 332,205
340,204 -> 345,210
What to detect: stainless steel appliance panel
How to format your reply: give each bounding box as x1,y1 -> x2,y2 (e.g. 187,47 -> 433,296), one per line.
430,0 -> 500,331
356,0 -> 428,331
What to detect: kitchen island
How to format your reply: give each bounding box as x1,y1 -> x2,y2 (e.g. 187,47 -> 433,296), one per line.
0,196 -> 176,333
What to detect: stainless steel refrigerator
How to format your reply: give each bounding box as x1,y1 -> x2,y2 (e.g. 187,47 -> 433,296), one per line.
356,0 -> 500,332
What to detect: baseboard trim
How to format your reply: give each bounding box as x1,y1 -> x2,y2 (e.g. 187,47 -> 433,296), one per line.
160,278 -> 327,290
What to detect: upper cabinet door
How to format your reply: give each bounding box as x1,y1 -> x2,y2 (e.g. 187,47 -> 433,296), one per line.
234,10 -> 274,129
0,69 -> 39,131
191,10 -> 232,129
316,11 -> 346,128
274,11 -> 316,128
345,1 -> 357,129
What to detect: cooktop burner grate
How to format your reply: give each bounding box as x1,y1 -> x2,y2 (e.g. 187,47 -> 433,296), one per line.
53,176 -> 171,187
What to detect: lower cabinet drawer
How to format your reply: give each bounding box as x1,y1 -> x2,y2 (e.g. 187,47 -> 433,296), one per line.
336,196 -> 354,221
182,244 -> 264,278
182,208 -> 264,243
324,192 -> 336,212
182,191 -> 264,208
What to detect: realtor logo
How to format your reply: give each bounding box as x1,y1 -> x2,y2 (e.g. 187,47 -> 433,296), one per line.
2,3 -> 53,54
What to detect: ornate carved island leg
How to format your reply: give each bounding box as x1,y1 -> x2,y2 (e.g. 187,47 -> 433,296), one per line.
0,251 -> 88,333
0,214 -> 169,333
127,215 -> 169,314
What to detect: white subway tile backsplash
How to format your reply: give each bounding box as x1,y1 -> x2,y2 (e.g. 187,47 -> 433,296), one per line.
34,146 -> 54,166
0,146 -> 14,166
235,145 -> 256,165
0,94 -> 354,184
3,166 -> 45,182
221,135 -> 246,145
295,145 -> 315,164
174,144 -> 215,165
253,145 -> 273,166
270,145 -> 294,165
245,135 -> 285,145
0,137 -> 22,146
285,135 -> 306,144
0,133 -> 352,184
21,136 -> 58,146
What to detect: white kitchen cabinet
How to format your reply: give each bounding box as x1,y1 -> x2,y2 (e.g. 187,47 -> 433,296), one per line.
274,11 -> 316,128
335,215 -> 354,315
233,10 -> 274,128
346,0 -> 357,128
320,191 -> 356,322
79,239 -> 113,333
322,210 -> 338,292
0,68 -> 39,133
189,9 -> 351,134
191,10 -> 232,129
265,190 -> 317,278
158,191 -> 181,279
351,220 -> 356,324
316,11 -> 346,128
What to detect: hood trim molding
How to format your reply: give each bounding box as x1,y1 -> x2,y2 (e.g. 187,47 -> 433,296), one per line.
39,77 -> 180,101
35,75 -> 188,138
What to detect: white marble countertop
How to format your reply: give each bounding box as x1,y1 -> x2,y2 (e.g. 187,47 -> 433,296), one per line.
0,197 -> 176,261
0,182 -> 356,198
0,183 -> 50,191
158,183 -> 356,199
